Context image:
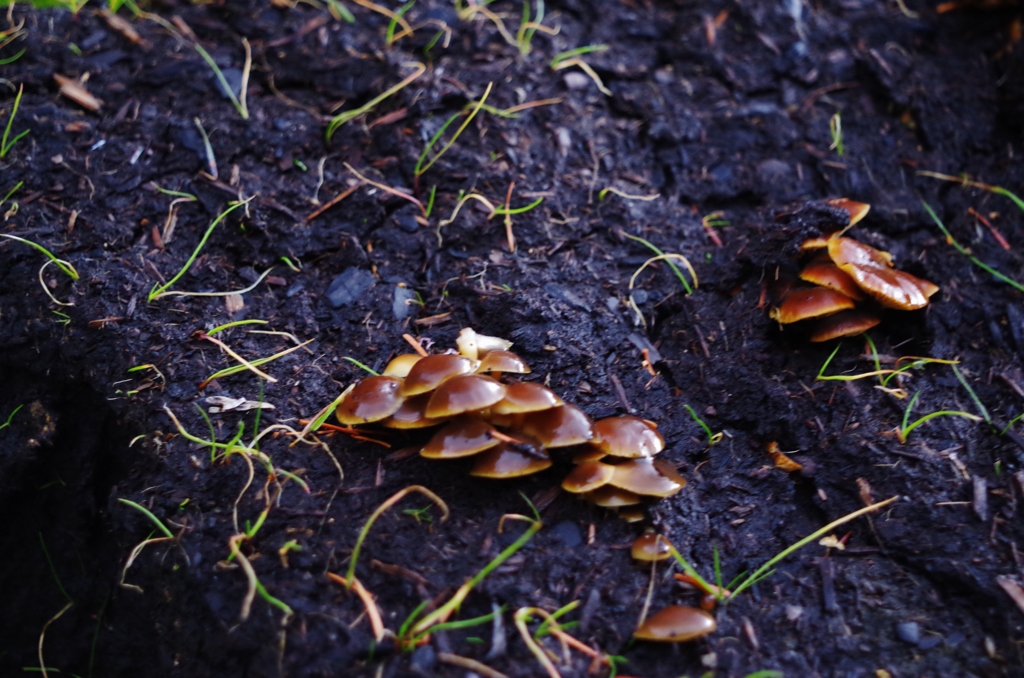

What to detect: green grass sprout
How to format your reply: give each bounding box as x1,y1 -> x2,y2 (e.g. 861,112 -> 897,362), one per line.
828,111 -> 843,156
39,533 -> 73,604
148,183 -> 198,200
229,533 -> 293,623
415,82 -> 493,185
326,61 -> 426,141
1002,411 -> 1024,435
0,403 -> 23,431
620,231 -> 696,294
550,44 -> 608,68
409,511 -> 541,637
922,201 -> 1024,294
117,498 -> 180,593
952,364 -> 991,424
683,404 -> 721,445
118,498 -> 175,539
919,170 -> 1024,214
728,496 -> 898,598
515,0 -> 549,55
0,233 -> 80,281
199,337 -> 313,389
324,0 -> 357,22
898,391 -> 982,443
386,0 -> 416,45
0,180 -> 23,216
598,186 -> 659,202
207,319 -> 269,336
342,356 -> 380,376
147,199 -> 248,301
345,486 -> 450,588
1,83 -> 28,157
193,38 -> 251,120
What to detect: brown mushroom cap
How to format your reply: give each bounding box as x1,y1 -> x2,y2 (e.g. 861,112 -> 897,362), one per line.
810,310 -> 881,342
476,350 -> 531,374
769,287 -> 856,324
561,460 -> 616,493
470,441 -> 552,478
826,198 -> 871,226
382,354 -> 423,378
380,394 -> 447,429
592,416 -> 666,458
799,236 -> 833,251
421,417 -> 501,459
634,605 -> 717,642
798,262 -> 865,301
336,376 -> 405,425
632,532 -> 672,561
492,381 -> 563,415
618,507 -> 646,523
585,485 -> 642,507
827,237 -> 938,310
425,374 -> 507,418
608,458 -> 687,498
401,354 -> 478,397
520,404 -> 596,448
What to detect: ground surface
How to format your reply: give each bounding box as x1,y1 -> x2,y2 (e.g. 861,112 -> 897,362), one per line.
2,1 -> 1024,676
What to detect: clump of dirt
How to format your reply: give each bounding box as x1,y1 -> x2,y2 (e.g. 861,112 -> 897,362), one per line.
1,1 -> 1023,676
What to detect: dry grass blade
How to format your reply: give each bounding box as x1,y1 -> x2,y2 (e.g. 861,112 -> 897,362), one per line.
53,73 -> 102,111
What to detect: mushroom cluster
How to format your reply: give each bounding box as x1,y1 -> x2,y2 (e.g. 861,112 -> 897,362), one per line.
770,199 -> 939,342
336,328 -> 686,520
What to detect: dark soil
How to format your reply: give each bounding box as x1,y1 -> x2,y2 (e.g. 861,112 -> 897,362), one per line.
2,1 -> 1024,676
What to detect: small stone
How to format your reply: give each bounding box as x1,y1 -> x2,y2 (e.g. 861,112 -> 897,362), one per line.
549,520 -> 582,548
325,268 -> 376,308
896,621 -> 920,644
563,72 -> 591,90
918,634 -> 942,651
409,644 -> 436,676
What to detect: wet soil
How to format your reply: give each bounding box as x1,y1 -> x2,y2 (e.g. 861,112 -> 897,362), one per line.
2,1 -> 1024,676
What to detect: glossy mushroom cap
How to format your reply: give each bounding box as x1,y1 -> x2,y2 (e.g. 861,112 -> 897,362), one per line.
520,404 -> 596,448
382,354 -> 423,378
401,354 -> 478,397
608,458 -> 687,498
619,507 -> 646,523
476,350 -> 532,374
336,376 -> 405,425
826,198 -> 871,226
810,310 -> 880,342
425,374 -> 507,418
592,416 -> 665,458
421,417 -> 501,459
585,485 -> 641,507
798,262 -> 865,301
827,237 -> 938,310
632,532 -> 672,561
769,287 -> 856,324
381,394 -> 446,429
561,460 -> 616,493
492,381 -> 563,415
470,440 -> 552,478
456,328 -> 514,361
634,606 -> 717,642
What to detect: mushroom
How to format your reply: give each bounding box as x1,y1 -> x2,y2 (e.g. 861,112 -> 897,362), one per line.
810,310 -> 880,343
827,237 -> 938,310
592,416 -> 665,458
619,507 -> 646,523
425,374 -> 507,418
476,349 -> 532,374
470,440 -> 552,478
561,460 -> 616,494
769,287 -> 856,324
492,381 -> 563,415
520,404 -> 596,448
382,354 -> 423,378
336,376 -> 405,425
585,485 -> 641,507
571,445 -> 608,464
633,605 -> 717,642
826,198 -> 871,226
608,458 -> 687,498
381,394 -> 446,429
401,354 -> 479,397
456,328 -> 514,361
421,417 -> 501,459
631,532 -> 672,562
798,262 -> 865,301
